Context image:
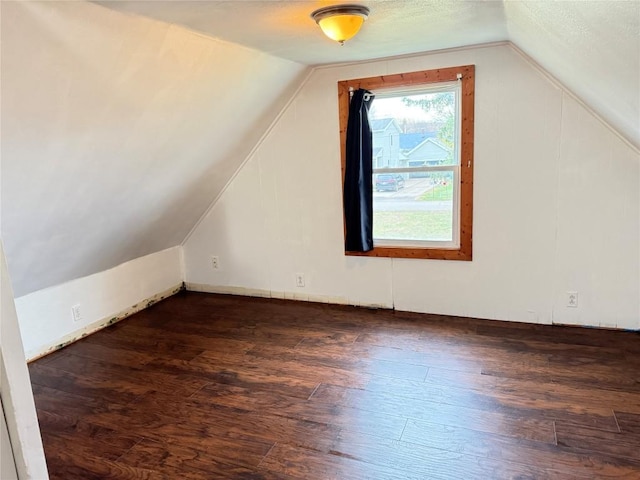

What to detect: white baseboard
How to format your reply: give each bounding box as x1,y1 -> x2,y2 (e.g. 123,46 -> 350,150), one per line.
184,282 -> 393,309
27,283 -> 183,362
185,283 -> 638,332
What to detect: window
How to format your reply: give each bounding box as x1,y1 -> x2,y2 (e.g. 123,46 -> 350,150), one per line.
338,65 -> 475,260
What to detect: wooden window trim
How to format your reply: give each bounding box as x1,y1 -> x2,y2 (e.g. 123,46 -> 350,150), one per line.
338,65 -> 475,261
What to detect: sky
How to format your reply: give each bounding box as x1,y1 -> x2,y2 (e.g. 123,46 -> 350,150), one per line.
369,95 -> 437,122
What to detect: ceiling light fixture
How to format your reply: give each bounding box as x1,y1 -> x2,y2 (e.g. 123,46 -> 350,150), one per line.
310,4 -> 370,46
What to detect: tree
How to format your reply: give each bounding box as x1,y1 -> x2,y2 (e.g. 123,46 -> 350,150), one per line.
403,92 -> 455,153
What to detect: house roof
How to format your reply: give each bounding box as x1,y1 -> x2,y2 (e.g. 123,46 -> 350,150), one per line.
399,132 -> 437,150
406,138 -> 451,157
370,118 -> 395,132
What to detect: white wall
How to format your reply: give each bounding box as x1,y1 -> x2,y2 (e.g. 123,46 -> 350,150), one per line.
1,241 -> 48,479
184,44 -> 640,330
552,97 -> 640,328
15,246 -> 183,360
1,0 -> 306,297
1,402 -> 19,480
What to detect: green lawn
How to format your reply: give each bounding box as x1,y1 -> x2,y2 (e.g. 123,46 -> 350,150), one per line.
373,211 -> 453,241
418,182 -> 453,201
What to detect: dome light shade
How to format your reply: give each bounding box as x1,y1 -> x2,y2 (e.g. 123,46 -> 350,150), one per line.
311,4 -> 370,45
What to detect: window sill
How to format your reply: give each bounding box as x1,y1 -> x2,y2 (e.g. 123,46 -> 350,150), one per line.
345,246 -> 472,261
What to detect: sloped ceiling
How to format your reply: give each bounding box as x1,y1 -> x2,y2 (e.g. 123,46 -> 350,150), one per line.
1,1 -> 306,296
94,0 -> 510,64
504,0 -> 639,153
99,0 -> 640,148
1,0 -> 638,297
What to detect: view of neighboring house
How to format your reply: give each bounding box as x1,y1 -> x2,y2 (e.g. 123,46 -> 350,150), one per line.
405,137 -> 451,166
371,117 -> 452,177
371,118 -> 402,168
399,131 -> 437,151
405,137 -> 451,177
372,147 -> 384,167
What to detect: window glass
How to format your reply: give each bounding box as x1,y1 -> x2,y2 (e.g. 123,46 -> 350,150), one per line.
370,86 -> 460,248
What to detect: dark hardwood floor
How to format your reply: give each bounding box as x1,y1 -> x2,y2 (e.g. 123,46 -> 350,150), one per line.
30,291 -> 640,479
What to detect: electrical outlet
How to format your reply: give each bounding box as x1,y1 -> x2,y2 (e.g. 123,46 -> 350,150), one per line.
567,291 -> 578,308
211,256 -> 220,270
295,273 -> 305,288
71,304 -> 82,323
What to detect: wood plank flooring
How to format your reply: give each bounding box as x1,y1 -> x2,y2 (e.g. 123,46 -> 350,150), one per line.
30,292 -> 640,479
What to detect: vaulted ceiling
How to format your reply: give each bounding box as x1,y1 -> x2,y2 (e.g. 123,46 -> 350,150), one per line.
99,0 -> 639,148
1,0 -> 638,297
1,1 -> 306,296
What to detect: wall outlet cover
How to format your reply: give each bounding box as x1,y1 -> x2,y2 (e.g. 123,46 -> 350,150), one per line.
567,291 -> 578,308
71,304 -> 82,322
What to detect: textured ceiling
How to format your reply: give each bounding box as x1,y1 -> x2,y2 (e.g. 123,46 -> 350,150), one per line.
98,0 -> 639,148
94,0 -> 510,65
504,0 -> 639,151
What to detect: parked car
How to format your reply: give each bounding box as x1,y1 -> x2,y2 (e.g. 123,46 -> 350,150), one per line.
375,174 -> 405,192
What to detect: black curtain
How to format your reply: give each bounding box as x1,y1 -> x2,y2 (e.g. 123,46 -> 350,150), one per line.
344,89 -> 375,252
